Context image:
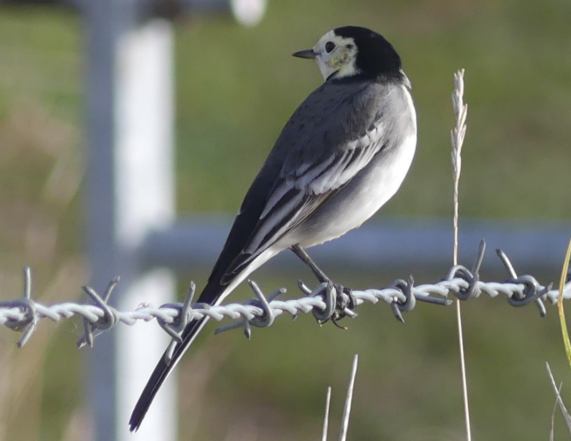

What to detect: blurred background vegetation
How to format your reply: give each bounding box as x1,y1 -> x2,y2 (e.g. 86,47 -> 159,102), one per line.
0,0 -> 570,440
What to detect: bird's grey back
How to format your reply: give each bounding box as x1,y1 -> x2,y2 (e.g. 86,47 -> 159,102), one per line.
267,78 -> 413,177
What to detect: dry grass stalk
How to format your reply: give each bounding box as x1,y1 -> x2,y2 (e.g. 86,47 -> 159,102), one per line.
545,362 -> 571,434
321,354 -> 359,441
557,239 -> 571,366
450,68 -> 472,441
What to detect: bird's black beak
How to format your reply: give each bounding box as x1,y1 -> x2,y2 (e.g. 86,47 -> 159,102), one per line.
292,49 -> 317,59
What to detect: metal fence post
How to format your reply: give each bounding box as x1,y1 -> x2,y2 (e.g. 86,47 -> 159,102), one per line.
83,1 -> 176,440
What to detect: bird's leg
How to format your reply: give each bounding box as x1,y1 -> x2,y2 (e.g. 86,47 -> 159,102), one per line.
290,245 -> 356,326
291,244 -> 330,283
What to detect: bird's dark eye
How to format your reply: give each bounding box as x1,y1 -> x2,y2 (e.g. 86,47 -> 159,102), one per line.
346,43 -> 354,49
325,41 -> 336,53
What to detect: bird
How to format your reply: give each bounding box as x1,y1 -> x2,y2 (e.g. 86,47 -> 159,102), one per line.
129,25 -> 417,431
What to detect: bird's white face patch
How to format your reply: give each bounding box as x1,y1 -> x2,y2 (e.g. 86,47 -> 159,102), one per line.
312,31 -> 359,80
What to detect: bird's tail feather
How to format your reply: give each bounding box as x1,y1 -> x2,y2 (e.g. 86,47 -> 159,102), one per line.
128,316 -> 208,432
128,248 -> 276,431
128,277 -> 228,432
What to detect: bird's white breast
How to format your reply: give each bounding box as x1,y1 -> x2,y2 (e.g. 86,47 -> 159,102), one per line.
349,132 -> 416,221
357,85 -> 416,217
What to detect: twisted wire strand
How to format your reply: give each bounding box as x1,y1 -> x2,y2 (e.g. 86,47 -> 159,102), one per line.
1,259 -> 570,348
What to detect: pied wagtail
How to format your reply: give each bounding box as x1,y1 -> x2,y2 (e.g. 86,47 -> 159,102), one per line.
130,25 -> 417,431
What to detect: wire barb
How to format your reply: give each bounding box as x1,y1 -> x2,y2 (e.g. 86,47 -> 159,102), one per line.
14,267 -> 39,348
77,277 -> 120,349
445,241 -> 486,302
159,282 -> 197,362
247,280 -> 276,328
310,283 -> 337,323
496,248 -> 548,316
390,276 -> 415,323
214,283 -> 286,337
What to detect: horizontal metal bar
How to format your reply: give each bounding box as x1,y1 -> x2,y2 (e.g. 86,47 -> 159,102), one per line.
141,216 -> 570,275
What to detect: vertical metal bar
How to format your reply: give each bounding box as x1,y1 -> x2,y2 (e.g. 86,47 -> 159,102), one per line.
83,1 -> 176,440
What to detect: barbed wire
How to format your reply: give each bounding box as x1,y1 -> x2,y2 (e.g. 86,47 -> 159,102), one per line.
1,241 -> 570,350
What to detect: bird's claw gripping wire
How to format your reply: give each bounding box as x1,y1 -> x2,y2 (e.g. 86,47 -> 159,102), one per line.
496,248 -> 547,317
331,284 -> 358,329
77,277 -> 120,349
300,280 -> 357,327
390,276 -> 416,323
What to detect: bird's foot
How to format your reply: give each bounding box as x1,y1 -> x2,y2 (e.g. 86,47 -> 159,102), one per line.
330,283 -> 357,329
299,279 -> 357,326
291,244 -> 357,327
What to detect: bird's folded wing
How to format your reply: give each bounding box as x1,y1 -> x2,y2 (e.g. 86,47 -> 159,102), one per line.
222,120 -> 388,282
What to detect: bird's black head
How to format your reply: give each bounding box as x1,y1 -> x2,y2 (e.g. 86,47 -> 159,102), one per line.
334,26 -> 401,79
293,25 -> 403,82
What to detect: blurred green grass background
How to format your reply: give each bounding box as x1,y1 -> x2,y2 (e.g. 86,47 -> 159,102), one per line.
0,0 -> 570,440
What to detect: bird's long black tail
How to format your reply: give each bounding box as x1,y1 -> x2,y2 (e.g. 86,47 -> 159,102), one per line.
128,281 -> 221,432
